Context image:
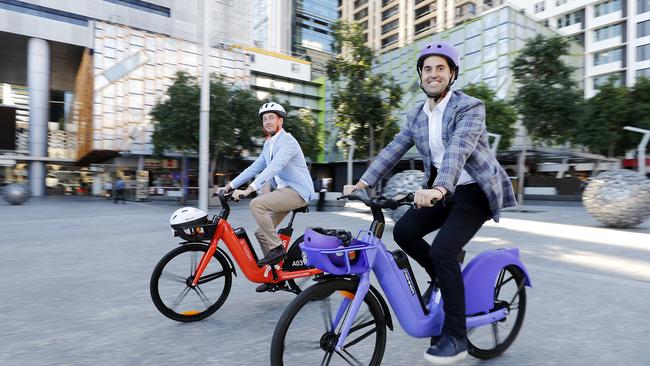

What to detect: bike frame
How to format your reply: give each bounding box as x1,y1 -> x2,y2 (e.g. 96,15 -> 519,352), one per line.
323,195 -> 532,352
190,196 -> 321,287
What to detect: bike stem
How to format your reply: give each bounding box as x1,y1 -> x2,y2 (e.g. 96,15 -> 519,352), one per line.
335,272 -> 371,352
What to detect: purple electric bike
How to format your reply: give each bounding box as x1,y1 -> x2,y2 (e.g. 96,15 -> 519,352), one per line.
270,191 -> 532,365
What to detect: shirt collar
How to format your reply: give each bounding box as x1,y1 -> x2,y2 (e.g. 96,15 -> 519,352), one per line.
422,91 -> 453,117
269,128 -> 284,144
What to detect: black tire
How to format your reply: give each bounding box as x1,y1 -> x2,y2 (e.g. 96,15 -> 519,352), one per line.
467,265 -> 527,359
150,243 -> 232,322
271,278 -> 387,366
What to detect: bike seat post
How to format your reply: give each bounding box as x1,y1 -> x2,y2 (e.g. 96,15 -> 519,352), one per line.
286,211 -> 297,229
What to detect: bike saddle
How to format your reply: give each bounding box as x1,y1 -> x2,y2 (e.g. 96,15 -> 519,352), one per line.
292,206 -> 310,214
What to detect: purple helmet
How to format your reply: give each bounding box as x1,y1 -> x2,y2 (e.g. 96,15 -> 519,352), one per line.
416,41 -> 460,81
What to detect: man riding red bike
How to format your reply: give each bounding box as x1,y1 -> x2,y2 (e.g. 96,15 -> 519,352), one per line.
222,102 -> 316,292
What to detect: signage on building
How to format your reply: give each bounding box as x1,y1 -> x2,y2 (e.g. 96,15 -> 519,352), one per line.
162,159 -> 178,169
144,159 -> 161,169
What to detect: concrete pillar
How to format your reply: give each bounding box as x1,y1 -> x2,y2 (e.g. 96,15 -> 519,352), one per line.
27,38 -> 50,197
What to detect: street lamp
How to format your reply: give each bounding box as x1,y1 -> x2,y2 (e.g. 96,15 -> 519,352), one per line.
623,126 -> 650,176
342,138 -> 356,186
487,132 -> 501,156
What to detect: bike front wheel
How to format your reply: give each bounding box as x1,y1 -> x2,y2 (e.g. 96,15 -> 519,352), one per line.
467,265 -> 527,359
271,278 -> 387,366
150,243 -> 233,322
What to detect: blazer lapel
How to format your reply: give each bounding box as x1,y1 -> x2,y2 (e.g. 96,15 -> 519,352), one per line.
441,93 -> 458,147
414,104 -> 432,166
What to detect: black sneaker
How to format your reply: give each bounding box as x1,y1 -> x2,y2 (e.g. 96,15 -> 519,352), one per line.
423,333 -> 468,365
257,245 -> 287,266
255,283 -> 273,292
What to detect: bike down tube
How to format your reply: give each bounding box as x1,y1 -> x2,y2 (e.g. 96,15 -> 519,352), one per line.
191,220 -> 226,286
335,272 -> 372,351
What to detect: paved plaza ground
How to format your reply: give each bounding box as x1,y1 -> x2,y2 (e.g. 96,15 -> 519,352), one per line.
1,195 -> 649,366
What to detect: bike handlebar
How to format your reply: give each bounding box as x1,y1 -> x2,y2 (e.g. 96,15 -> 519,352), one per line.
338,191 -> 416,210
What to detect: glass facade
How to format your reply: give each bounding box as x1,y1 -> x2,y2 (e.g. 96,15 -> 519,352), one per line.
293,0 -> 337,54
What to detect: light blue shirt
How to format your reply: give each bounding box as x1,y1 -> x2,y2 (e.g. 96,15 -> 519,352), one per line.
229,129 -> 316,203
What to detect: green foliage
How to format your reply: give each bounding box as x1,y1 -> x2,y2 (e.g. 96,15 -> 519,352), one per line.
326,20 -> 403,160
151,71 -> 275,164
577,77 -> 650,157
284,108 -> 321,161
631,77 -> 650,131
512,35 -> 583,144
150,71 -> 201,155
577,80 -> 631,156
461,83 -> 517,150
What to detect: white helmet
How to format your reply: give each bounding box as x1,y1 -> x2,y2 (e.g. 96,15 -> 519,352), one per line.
258,102 -> 286,119
169,207 -> 208,229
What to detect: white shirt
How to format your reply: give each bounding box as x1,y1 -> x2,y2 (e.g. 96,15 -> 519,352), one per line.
267,129 -> 287,189
423,95 -> 475,186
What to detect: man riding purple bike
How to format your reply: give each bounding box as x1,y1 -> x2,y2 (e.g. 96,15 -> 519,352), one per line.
344,41 -> 516,364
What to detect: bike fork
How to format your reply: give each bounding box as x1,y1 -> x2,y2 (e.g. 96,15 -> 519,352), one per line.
191,241 -> 217,286
334,272 -> 371,352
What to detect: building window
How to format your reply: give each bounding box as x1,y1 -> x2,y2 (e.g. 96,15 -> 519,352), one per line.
593,47 -> 623,66
594,0 -> 621,17
638,20 -> 650,38
637,67 -> 650,79
557,10 -> 582,28
594,23 -> 622,42
593,72 -> 623,89
360,20 -> 368,30
381,33 -> 398,47
415,19 -> 435,34
556,0 -> 568,5
382,19 -> 399,34
382,0 -> 395,6
354,8 -> 368,20
534,1 -> 545,13
382,5 -> 399,20
639,0 -> 650,14
354,0 -> 368,8
637,44 -> 650,61
415,5 -> 431,19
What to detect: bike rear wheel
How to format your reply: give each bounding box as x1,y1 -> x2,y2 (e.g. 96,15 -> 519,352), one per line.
150,243 -> 232,322
271,278 -> 387,366
467,265 -> 527,359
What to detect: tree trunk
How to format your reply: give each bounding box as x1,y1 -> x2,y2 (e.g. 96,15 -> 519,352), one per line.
516,146 -> 526,208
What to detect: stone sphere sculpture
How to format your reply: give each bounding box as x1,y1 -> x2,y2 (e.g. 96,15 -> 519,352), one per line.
383,170 -> 424,221
3,183 -> 30,205
582,169 -> 650,228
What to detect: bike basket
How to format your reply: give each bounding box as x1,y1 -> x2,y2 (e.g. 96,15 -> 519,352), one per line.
174,221 -> 218,242
300,228 -> 377,275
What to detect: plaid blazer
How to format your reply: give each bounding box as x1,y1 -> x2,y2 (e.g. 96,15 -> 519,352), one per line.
360,91 -> 516,222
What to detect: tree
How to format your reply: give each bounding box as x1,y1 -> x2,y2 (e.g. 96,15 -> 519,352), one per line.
151,71 -> 260,182
630,77 -> 650,131
576,78 -> 633,157
326,20 -> 403,161
285,108 -> 321,162
461,83 -> 517,150
512,35 -> 583,145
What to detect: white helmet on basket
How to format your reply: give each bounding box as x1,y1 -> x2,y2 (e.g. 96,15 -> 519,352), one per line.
169,207 -> 208,229
258,102 -> 287,119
